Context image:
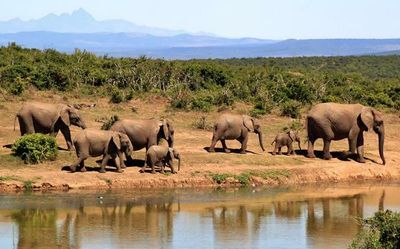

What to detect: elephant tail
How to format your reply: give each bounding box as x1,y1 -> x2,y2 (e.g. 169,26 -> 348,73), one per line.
13,114 -> 19,131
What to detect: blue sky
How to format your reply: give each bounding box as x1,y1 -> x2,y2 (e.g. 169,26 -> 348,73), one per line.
1,0 -> 399,39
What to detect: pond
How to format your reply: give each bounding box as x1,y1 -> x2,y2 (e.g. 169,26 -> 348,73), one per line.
0,183 -> 399,249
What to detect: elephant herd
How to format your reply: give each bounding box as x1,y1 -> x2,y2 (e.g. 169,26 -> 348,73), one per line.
13,101 -> 386,174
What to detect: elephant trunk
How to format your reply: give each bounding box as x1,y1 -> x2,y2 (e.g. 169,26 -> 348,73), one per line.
177,156 -> 181,171
378,126 -> 385,165
257,131 -> 265,151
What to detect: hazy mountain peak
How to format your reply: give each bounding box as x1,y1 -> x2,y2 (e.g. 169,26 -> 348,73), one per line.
70,8 -> 95,21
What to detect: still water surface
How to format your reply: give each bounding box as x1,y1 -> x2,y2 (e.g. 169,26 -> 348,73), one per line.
0,183 -> 399,249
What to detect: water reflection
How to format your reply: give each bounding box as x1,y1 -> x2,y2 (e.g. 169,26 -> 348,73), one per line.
0,184 -> 399,249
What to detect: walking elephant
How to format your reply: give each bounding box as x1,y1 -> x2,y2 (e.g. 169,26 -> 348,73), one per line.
70,129 -> 133,173
110,119 -> 174,160
142,145 -> 181,174
15,102 -> 87,150
306,103 -> 385,165
271,130 -> 301,155
208,114 -> 265,154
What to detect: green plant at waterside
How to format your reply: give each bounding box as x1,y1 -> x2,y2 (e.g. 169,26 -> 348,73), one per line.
349,210 -> 400,249
12,134 -> 58,164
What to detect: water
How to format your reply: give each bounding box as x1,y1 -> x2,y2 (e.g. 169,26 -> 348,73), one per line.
0,183 -> 399,249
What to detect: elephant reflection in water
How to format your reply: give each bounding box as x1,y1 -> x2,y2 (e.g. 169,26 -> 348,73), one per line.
207,205 -> 272,244
306,195 -> 365,247
273,201 -> 302,219
11,209 -> 80,249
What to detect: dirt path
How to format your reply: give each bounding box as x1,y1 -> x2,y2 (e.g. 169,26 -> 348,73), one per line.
0,93 -> 399,191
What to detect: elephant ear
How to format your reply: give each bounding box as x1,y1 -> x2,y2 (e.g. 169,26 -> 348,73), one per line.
162,119 -> 169,139
243,116 -> 254,132
110,133 -> 121,150
360,107 -> 374,131
60,107 -> 71,126
288,131 -> 296,141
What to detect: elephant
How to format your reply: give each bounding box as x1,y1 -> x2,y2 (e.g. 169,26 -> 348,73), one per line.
142,145 -> 181,174
306,103 -> 385,165
15,102 -> 87,150
271,130 -> 302,155
110,119 -> 174,161
208,114 -> 265,154
70,129 -> 133,173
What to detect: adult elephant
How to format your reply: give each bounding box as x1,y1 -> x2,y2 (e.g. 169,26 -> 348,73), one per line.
110,119 -> 174,160
208,114 -> 265,154
306,103 -> 385,165
15,102 -> 87,150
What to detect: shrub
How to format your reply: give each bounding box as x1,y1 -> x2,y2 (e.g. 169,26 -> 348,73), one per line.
8,77 -> 27,96
110,88 -> 124,103
250,100 -> 273,118
281,100 -> 302,118
12,134 -> 58,164
192,116 -> 213,130
101,115 -> 119,130
349,210 -> 400,249
282,120 -> 303,132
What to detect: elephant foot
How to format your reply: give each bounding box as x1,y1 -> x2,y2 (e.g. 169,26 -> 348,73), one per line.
80,167 -> 87,172
117,169 -> 124,173
172,171 -> 177,174
272,152 -> 276,155
224,149 -> 231,153
139,168 -> 145,173
240,150 -> 246,154
306,153 -> 316,158
70,166 -> 77,172
99,168 -> 106,173
357,158 -> 366,163
208,148 -> 215,153
67,147 -> 75,152
121,164 -> 127,169
151,170 -> 156,174
323,153 -> 332,160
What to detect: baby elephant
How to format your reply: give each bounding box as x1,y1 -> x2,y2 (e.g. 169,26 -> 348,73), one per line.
142,146 -> 181,174
271,130 -> 302,155
70,129 -> 133,173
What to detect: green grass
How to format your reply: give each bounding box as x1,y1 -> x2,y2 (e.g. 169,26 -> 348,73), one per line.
0,175 -> 23,182
248,169 -> 292,180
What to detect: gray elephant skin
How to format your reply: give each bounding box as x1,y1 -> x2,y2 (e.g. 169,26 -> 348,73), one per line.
271,130 -> 301,155
306,103 -> 385,165
208,114 -> 265,153
15,102 -> 87,150
142,145 -> 181,174
110,119 -> 174,160
70,129 -> 133,173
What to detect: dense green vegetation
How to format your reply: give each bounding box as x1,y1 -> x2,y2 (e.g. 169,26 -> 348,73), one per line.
12,134 -> 58,164
1,43 -> 399,114
349,210 -> 400,249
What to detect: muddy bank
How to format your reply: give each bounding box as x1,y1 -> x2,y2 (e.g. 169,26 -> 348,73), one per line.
0,162 -> 399,192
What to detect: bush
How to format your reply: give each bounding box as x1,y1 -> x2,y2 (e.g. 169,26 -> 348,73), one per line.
12,134 -> 58,164
250,100 -> 273,118
282,120 -> 303,132
101,115 -> 119,130
281,100 -> 302,118
192,116 -> 213,130
349,210 -> 400,249
110,88 -> 125,103
8,77 -> 27,96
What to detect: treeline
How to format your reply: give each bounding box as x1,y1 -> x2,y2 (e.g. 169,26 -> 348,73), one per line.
1,43 -> 399,117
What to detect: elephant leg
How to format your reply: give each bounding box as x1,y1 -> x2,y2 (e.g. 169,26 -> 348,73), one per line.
307,138 -> 316,158
356,133 -> 366,163
289,144 -> 296,155
61,128 -> 74,151
239,136 -> 248,154
116,152 -> 124,173
100,154 -> 111,173
221,139 -> 231,153
278,147 -> 282,155
323,139 -> 332,160
272,144 -> 278,155
79,160 -> 86,172
348,138 -> 356,154
208,133 -> 219,152
70,156 -> 87,173
21,116 -> 35,134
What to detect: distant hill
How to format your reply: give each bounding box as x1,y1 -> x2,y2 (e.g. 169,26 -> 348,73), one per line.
1,9 -> 400,59
1,32 -> 400,59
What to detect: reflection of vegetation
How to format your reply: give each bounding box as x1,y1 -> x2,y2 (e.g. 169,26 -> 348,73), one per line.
349,210 -> 400,249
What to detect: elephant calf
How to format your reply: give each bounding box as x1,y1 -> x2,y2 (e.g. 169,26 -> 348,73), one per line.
142,145 -> 181,174
271,130 -> 301,155
70,129 -> 133,173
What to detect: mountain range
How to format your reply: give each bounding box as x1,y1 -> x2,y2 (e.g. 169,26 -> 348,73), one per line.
1,9 -> 400,59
